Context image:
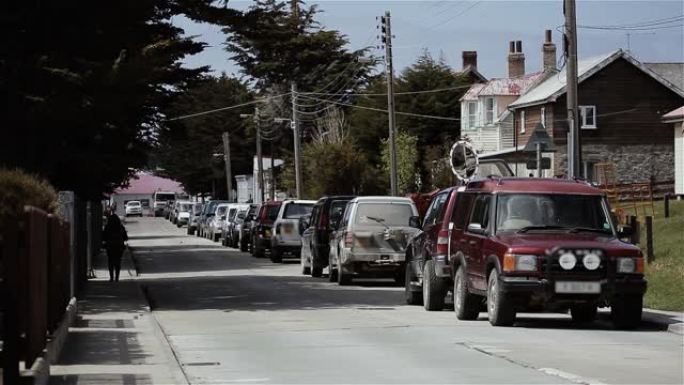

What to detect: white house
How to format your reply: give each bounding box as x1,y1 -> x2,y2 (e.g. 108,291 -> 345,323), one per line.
460,34 -> 555,156
663,106 -> 684,196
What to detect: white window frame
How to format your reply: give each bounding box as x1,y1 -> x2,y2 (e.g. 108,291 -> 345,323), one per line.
540,107 -> 546,127
467,101 -> 478,130
520,110 -> 526,133
484,97 -> 495,125
580,105 -> 597,129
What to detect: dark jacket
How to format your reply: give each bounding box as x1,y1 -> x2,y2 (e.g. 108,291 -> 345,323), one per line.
103,214 -> 128,251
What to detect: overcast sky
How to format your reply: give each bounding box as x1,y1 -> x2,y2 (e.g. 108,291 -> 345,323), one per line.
173,0 -> 684,80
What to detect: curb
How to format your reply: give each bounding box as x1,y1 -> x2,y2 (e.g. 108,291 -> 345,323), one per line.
127,246 -> 191,385
46,297 -> 78,364
642,308 -> 684,335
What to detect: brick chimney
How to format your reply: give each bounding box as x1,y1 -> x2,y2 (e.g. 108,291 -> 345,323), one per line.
462,51 -> 477,70
508,40 -> 525,78
543,30 -> 557,71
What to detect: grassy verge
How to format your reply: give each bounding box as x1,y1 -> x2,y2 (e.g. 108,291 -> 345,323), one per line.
630,199 -> 684,311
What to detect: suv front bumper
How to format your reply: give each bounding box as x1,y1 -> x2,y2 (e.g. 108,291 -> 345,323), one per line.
499,275 -> 647,300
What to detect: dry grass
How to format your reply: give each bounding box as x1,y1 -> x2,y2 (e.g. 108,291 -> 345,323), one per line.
640,199 -> 684,311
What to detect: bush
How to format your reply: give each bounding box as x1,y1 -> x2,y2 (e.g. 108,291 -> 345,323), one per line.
0,168 -> 59,219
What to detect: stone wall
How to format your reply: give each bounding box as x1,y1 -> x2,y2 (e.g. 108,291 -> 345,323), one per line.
553,143 -> 674,183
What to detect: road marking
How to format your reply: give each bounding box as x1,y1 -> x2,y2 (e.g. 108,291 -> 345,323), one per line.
538,368 -> 607,385
223,378 -> 270,383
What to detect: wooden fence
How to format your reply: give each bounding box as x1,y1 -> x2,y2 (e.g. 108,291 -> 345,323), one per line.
1,206 -> 72,383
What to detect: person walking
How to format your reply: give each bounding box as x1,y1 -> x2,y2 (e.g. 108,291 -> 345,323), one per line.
103,213 -> 128,282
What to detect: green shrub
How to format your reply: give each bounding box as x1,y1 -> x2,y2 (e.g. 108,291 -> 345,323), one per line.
0,168 -> 59,219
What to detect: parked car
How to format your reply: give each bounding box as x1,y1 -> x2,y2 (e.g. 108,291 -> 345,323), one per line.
269,200 -> 316,263
197,200 -> 228,238
300,196 -> 355,277
239,204 -> 260,252
407,177 -> 646,329
124,201 -> 143,217
153,191 -> 176,217
187,202 -> 203,235
251,201 -> 282,258
164,200 -> 176,221
220,204 -> 247,247
174,201 -> 193,227
328,196 -> 420,285
223,204 -> 253,248
404,186 -> 460,310
207,203 -> 230,242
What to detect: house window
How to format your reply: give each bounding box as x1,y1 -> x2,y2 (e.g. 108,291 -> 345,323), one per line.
468,101 -> 478,129
580,106 -> 597,129
484,97 -> 495,124
520,110 -> 526,133
541,107 -> 546,127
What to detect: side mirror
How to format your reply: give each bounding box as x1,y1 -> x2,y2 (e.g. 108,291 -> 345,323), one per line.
618,225 -> 633,240
409,216 -> 421,229
467,223 -> 484,234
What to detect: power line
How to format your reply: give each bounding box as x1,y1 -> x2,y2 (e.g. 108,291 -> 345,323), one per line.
298,94 -> 460,121
165,93 -> 291,121
301,84 -> 474,97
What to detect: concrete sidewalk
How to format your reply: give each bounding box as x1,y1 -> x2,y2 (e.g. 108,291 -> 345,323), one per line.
48,249 -> 187,385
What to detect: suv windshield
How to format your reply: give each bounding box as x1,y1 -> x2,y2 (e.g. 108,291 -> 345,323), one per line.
496,194 -> 612,234
355,203 -> 413,227
283,203 -> 313,219
180,203 -> 191,212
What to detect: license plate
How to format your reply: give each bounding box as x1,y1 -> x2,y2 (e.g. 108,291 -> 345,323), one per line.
380,255 -> 390,260
555,281 -> 601,294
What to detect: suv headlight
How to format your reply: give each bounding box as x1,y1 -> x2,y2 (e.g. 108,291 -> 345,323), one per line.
503,253 -> 537,272
617,257 -> 644,274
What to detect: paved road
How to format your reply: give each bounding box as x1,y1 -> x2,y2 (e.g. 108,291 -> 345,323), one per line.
126,218 -> 683,385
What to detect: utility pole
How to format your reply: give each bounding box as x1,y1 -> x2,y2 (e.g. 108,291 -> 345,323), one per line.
255,107 -> 265,203
290,0 -> 303,199
381,11 -> 398,196
270,141 -> 276,200
242,108 -> 264,203
291,82 -> 303,199
222,132 -> 233,202
564,0 -> 581,178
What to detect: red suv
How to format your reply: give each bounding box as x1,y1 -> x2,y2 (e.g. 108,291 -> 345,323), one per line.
251,201 -> 282,258
407,177 -> 646,329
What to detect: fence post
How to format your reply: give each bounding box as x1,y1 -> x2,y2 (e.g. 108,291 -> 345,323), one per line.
646,215 -> 654,263
1,221 -> 21,384
664,194 -> 670,218
629,215 -> 639,245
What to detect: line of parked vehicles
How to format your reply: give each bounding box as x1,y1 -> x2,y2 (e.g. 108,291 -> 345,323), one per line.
162,141 -> 647,330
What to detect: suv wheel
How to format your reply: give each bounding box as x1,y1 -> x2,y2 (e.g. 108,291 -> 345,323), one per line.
487,269 -> 516,326
337,266 -> 352,286
611,295 -> 642,330
328,254 -> 337,282
570,303 -> 597,323
270,247 -> 282,263
240,236 -> 248,252
454,266 -> 480,320
404,262 -> 423,305
301,255 -> 311,275
423,259 -> 446,311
